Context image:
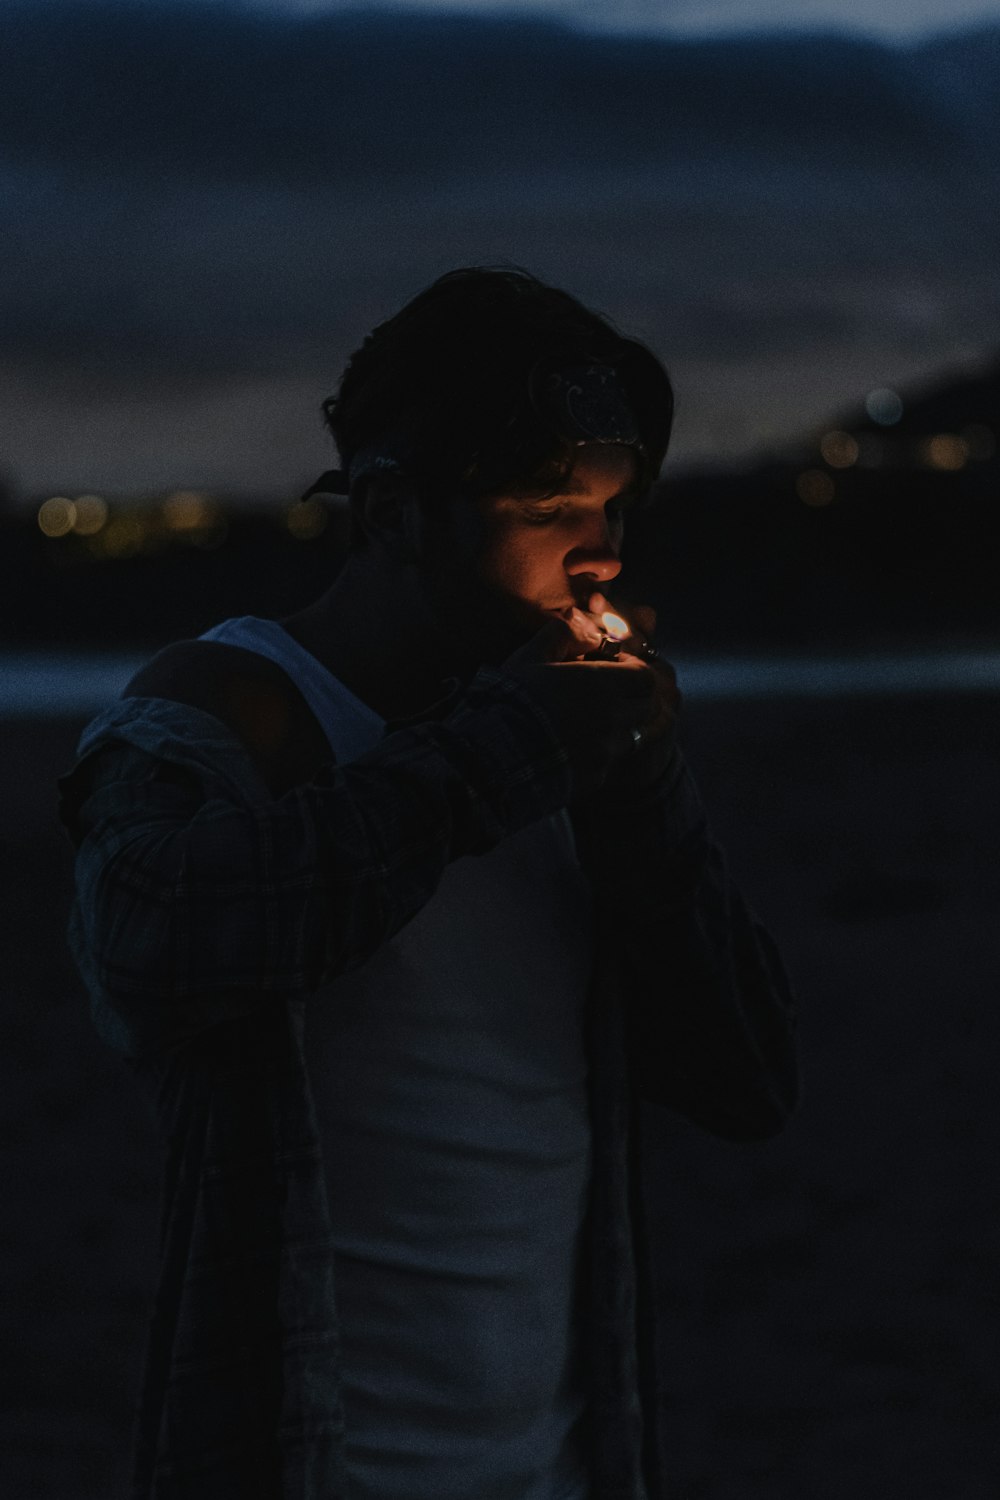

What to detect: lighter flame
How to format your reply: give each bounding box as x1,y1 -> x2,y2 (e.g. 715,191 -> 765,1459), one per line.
600,611 -> 630,641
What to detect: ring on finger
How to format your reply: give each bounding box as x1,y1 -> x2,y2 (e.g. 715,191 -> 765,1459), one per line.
630,727 -> 644,750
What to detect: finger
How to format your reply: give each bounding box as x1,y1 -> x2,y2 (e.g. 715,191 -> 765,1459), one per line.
600,676 -> 661,725
566,607 -> 605,651
629,604 -> 657,637
504,616 -> 581,667
557,652 -> 650,681
553,663 -> 656,726
652,656 -> 678,692
582,657 -> 657,692
649,675 -> 683,735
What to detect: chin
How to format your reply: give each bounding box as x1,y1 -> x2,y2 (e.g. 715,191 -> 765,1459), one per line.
443,587 -> 552,670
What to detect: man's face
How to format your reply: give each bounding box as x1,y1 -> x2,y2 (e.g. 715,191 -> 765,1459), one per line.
419,444 -> 639,665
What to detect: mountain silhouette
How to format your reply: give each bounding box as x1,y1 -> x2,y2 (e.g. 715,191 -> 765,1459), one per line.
1,5 -> 997,488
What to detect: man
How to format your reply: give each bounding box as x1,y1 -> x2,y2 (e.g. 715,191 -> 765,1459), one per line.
57,267 -> 797,1500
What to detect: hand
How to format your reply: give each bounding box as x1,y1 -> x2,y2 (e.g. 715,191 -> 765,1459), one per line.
583,594 -> 682,796
500,614 -> 659,801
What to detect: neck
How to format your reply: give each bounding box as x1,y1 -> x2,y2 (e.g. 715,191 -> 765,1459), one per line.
279,553 -> 468,722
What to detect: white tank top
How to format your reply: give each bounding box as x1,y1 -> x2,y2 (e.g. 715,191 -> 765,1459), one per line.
199,616 -> 596,1499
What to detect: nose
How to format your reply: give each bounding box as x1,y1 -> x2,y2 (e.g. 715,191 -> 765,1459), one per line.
564,515 -> 623,585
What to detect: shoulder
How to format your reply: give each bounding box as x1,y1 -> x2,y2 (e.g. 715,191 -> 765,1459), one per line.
123,639 -> 330,786
124,638 -> 283,708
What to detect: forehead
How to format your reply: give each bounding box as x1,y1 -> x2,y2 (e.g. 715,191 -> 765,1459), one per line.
561,444 -> 639,493
466,443 -> 639,530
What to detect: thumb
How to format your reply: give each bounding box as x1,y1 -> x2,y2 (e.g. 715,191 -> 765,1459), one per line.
630,604 -> 657,638
503,615 -> 582,668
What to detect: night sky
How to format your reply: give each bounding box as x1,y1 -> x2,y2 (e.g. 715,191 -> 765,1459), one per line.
163,0 -> 1000,40
1,0 -> 998,496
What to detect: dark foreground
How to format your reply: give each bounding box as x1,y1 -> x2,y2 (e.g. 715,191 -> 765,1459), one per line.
3,691 -> 999,1499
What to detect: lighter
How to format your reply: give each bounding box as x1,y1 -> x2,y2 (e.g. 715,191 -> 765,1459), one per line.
590,609 -> 658,663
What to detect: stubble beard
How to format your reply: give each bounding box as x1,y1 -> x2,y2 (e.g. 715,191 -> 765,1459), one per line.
421,568 -> 545,673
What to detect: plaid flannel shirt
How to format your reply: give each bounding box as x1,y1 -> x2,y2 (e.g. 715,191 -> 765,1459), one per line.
57,664 -> 797,1500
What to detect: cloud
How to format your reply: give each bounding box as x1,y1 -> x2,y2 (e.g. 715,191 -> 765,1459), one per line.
573,0 -> 1000,41
3,2 -> 984,186
1,4 -> 997,487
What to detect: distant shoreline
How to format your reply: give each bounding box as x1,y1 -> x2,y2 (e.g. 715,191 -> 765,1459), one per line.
4,646 -> 998,719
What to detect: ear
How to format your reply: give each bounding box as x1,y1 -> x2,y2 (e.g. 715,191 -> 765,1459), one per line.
351,473 -> 423,562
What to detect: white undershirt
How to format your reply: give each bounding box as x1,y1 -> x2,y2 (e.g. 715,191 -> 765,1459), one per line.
200,615 -> 596,1498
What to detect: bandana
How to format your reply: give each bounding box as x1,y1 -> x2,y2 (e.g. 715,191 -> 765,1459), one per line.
301,361 -> 651,503
529,362 -> 644,452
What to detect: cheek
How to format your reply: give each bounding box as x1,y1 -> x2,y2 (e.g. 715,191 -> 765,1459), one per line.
479,529 -> 557,596
486,542 -> 530,592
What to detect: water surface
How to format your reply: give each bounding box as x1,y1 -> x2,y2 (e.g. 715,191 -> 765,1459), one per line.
3,648 -> 997,718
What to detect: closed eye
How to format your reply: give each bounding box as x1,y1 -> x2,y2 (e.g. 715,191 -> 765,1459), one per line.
522,503 -> 566,526
522,490 -> 637,527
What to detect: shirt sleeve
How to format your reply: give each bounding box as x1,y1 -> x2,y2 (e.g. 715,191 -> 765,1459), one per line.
59,668 -> 572,1059
572,747 -> 799,1140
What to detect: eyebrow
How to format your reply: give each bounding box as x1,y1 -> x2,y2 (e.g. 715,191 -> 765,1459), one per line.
542,479 -> 640,502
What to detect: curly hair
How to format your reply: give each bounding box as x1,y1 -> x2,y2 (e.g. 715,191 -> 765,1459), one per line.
322,265 -> 673,538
